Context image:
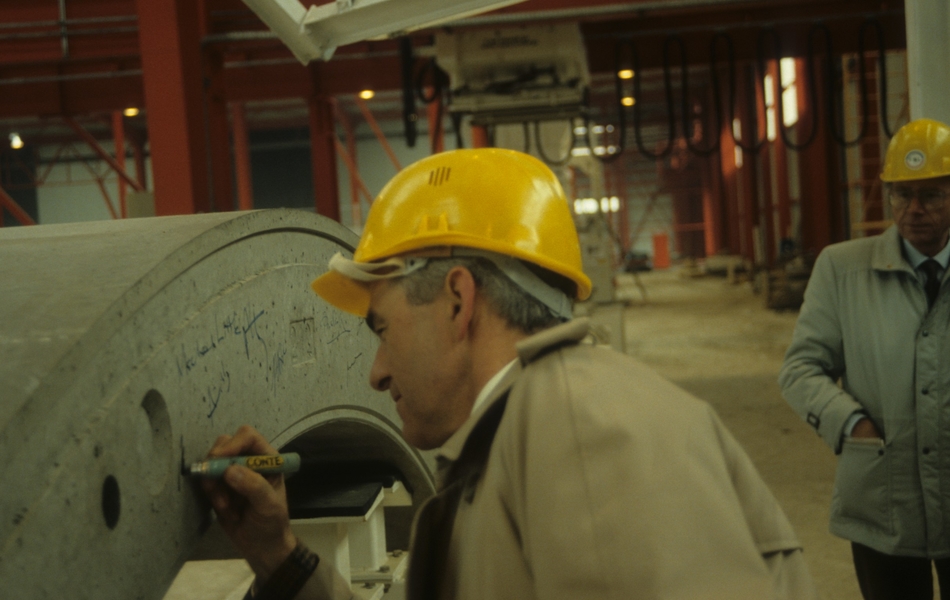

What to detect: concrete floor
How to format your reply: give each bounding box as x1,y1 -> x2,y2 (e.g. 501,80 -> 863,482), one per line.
616,269 -> 859,600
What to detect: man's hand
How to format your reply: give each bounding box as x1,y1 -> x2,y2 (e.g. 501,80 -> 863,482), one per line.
201,425 -> 297,580
850,417 -> 882,440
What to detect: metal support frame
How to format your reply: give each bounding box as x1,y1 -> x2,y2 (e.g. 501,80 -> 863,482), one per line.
335,104 -> 363,227
64,117 -> 144,193
355,96 -> 402,171
333,138 -> 375,206
93,177 -> 120,220
135,0 -> 209,215
230,103 -> 254,211
0,183 -> 36,226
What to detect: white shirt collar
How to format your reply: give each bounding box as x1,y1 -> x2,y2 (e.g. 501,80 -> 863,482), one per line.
470,359 -> 518,417
902,236 -> 950,270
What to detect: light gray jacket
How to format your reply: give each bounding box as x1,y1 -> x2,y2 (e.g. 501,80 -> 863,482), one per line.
779,225 -> 950,557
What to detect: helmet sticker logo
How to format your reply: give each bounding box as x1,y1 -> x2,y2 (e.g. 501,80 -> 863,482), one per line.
905,150 -> 926,170
428,166 -> 452,186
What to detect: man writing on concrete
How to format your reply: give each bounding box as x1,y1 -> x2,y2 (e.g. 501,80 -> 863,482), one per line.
205,148 -> 816,599
780,119 -> 950,600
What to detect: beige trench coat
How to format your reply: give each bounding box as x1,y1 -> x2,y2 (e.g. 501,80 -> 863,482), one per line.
293,319 -> 816,600
410,319 -> 816,600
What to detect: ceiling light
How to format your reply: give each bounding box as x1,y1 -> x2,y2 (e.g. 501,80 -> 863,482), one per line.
9,133 -> 23,150
622,97 -> 636,107
358,89 -> 375,100
618,69 -> 634,80
123,107 -> 140,117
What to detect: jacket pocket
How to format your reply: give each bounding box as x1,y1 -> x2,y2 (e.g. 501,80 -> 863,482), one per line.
833,438 -> 892,532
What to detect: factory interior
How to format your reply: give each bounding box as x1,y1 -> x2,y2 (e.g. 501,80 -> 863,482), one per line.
0,0 -> 945,598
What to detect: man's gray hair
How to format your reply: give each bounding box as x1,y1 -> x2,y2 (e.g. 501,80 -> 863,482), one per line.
399,257 -> 571,334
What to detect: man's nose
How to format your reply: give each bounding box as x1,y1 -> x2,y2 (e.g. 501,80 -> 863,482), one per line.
907,196 -> 927,213
369,347 -> 391,392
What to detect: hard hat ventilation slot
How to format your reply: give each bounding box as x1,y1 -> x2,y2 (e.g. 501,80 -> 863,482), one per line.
428,167 -> 451,186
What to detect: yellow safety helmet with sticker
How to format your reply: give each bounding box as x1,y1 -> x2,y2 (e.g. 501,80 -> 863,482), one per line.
881,118 -> 950,182
311,148 -> 591,317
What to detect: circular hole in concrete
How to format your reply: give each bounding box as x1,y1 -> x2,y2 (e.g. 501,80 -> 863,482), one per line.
139,389 -> 172,494
102,475 -> 120,530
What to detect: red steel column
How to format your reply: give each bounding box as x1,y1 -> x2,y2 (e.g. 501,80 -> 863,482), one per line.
471,125 -> 490,148
797,55 -> 836,256
206,49 -> 235,212
701,154 -> 723,257
736,64 -> 760,265
231,103 -> 254,211
758,70 -> 776,267
770,61 -> 792,250
427,90 -> 444,154
112,111 -> 127,218
720,107 -> 742,256
308,74 -> 341,221
136,0 -> 209,215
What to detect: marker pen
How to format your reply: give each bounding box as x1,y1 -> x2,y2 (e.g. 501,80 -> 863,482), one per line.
187,452 -> 301,477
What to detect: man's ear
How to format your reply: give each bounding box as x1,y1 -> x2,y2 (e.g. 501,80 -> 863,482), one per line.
444,266 -> 477,341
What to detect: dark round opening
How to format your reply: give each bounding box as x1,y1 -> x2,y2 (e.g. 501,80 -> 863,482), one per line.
102,475 -> 120,530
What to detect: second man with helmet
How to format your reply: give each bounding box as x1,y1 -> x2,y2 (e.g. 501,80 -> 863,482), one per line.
781,118 -> 950,600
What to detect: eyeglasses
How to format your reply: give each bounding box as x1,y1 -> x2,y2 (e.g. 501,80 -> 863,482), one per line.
889,187 -> 950,210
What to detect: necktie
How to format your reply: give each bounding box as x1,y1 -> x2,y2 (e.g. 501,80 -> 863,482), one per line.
920,259 -> 942,309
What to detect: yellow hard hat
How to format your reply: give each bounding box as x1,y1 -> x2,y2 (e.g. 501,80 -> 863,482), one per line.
311,148 -> 591,317
881,118 -> 950,182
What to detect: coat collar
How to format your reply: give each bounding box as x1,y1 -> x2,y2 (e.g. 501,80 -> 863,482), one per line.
871,225 -> 915,274
435,318 -> 592,471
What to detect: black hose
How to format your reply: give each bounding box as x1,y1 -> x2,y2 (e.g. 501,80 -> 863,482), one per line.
816,22 -> 868,147
677,33 -> 722,156
723,32 -> 767,154
631,39 -> 676,160
860,18 -> 896,138
399,37 -> 417,149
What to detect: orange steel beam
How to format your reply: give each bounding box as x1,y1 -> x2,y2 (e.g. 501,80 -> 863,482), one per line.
112,111 -> 127,218
354,96 -> 402,171
93,176 -> 120,220
230,102 -> 254,211
136,0 -> 209,215
333,138 -> 375,205
0,184 -> 36,226
64,117 -> 143,192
